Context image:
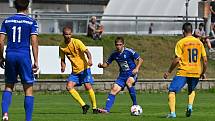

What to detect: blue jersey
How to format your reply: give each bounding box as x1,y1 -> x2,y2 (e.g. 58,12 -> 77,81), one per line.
107,48 -> 140,75
0,13 -> 38,53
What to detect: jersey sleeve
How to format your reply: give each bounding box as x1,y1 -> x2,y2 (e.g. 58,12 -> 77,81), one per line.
129,49 -> 140,60
76,39 -> 87,52
31,20 -> 38,35
175,41 -> 182,58
106,53 -> 114,64
0,20 -> 7,35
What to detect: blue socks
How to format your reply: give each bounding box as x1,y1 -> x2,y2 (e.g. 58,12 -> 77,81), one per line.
128,86 -> 137,105
105,94 -> 115,112
1,91 -> 12,115
24,96 -> 34,121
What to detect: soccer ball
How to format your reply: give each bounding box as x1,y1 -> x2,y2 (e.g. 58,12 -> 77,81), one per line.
130,105 -> 143,116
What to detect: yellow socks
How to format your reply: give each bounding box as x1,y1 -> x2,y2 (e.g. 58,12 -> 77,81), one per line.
168,92 -> 176,113
188,91 -> 195,105
88,89 -> 97,109
69,89 -> 86,107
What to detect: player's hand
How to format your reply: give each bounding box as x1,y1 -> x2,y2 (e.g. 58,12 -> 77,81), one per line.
132,68 -> 139,75
200,73 -> 206,79
88,59 -> 93,66
61,66 -> 65,73
98,63 -> 103,68
0,58 -> 5,69
163,72 -> 170,79
32,63 -> 39,73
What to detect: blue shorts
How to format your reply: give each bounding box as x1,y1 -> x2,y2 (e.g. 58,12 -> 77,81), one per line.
168,76 -> 199,93
115,73 -> 137,88
5,52 -> 35,84
67,68 -> 94,86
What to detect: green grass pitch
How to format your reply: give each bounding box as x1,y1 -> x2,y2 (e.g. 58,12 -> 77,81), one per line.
1,92 -> 215,121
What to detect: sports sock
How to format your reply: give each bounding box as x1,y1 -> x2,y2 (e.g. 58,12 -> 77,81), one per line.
188,91 -> 195,108
168,92 -> 176,113
1,91 -> 12,115
105,94 -> 115,112
24,96 -> 34,121
69,89 -> 86,107
88,89 -> 97,109
128,86 -> 137,105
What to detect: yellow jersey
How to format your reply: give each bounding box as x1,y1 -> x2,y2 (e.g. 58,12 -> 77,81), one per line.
175,36 -> 207,77
59,38 -> 89,74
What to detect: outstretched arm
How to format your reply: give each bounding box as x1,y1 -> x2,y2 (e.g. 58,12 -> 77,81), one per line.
98,62 -> 109,68
163,56 -> 180,79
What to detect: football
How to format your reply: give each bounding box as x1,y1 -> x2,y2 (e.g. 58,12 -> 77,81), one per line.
130,105 -> 143,116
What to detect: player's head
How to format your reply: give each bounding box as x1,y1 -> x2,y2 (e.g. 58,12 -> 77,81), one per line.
115,36 -> 125,52
182,22 -> 192,36
63,26 -> 72,43
14,0 -> 29,12
91,16 -> 96,23
199,23 -> 204,30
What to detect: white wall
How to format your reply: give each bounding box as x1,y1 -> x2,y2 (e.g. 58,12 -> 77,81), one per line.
0,46 -> 103,74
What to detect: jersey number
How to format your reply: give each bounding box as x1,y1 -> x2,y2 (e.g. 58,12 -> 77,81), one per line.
12,26 -> 21,43
188,48 -> 198,63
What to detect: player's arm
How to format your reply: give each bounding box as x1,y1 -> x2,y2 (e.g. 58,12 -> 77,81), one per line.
0,34 -> 5,69
98,62 -> 109,68
61,58 -> 66,73
163,56 -> 180,79
200,56 -> 207,79
31,35 -> 39,73
132,57 -> 143,75
210,4 -> 215,14
84,49 -> 93,66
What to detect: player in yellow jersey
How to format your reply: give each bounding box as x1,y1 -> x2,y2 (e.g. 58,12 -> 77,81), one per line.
163,23 -> 207,118
59,26 -> 98,114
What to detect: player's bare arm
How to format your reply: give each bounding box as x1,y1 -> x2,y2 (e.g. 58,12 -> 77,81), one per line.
98,62 -> 109,68
210,6 -> 215,14
200,56 -> 208,79
132,57 -> 143,75
60,59 -> 66,73
0,34 -> 5,69
163,56 -> 180,79
84,49 -> 93,66
31,35 -> 39,73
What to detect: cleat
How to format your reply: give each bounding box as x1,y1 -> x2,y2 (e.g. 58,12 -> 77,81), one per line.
97,108 -> 109,114
2,113 -> 9,121
186,108 -> 192,117
92,109 -> 99,114
166,113 -> 176,118
82,104 -> 90,114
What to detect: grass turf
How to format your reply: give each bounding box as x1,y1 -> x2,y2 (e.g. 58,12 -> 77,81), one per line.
1,92 -> 215,121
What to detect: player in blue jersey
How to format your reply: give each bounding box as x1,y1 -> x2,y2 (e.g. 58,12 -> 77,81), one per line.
0,0 -> 38,121
97,36 -> 143,113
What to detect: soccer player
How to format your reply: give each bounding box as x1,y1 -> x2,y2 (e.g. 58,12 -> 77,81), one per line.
59,26 -> 98,114
163,23 -> 207,118
97,36 -> 143,113
0,0 -> 39,121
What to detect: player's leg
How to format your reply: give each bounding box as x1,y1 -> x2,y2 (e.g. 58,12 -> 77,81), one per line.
18,53 -> 35,121
186,77 -> 199,117
103,83 -> 122,113
167,76 -> 187,118
126,76 -> 137,105
2,52 -> 18,121
1,84 -> 14,121
23,84 -> 34,121
82,68 -> 97,113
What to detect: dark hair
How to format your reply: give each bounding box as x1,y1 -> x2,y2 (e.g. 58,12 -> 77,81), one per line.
115,36 -> 124,44
14,0 -> 29,11
199,23 -> 204,27
63,26 -> 73,33
182,23 -> 192,33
